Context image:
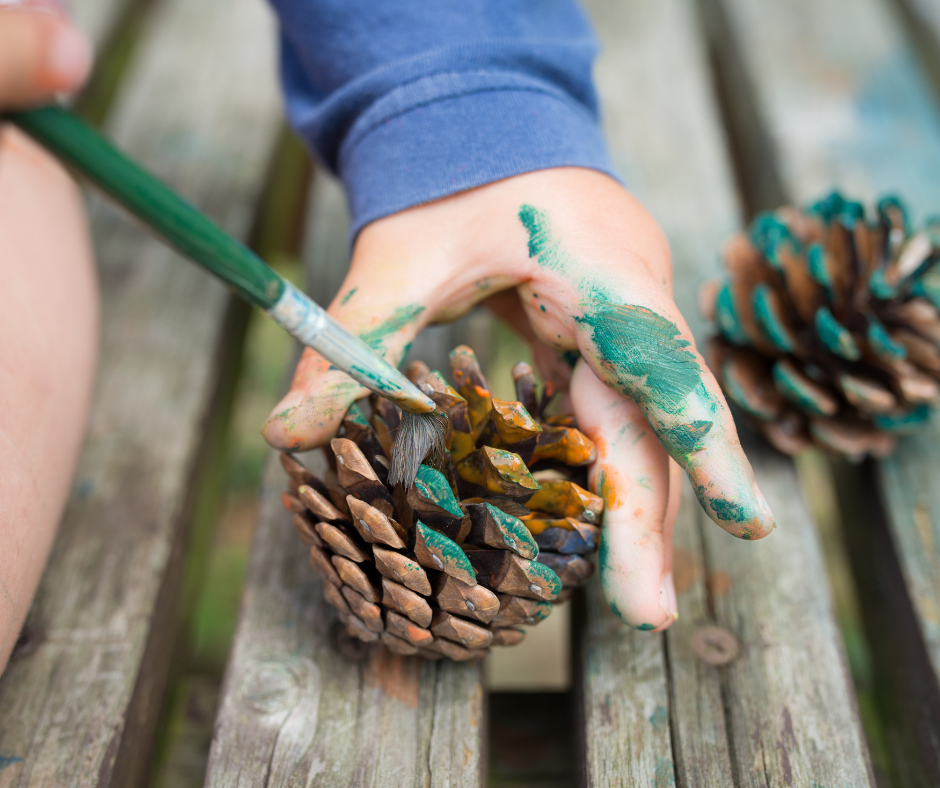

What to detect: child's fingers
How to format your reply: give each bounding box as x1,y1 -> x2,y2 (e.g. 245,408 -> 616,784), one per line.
0,9 -> 92,106
513,189 -> 774,542
262,283 -> 431,451
571,360 -> 679,630
575,298 -> 775,541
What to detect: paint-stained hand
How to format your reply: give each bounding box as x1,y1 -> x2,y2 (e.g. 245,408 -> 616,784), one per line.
0,2 -> 92,108
263,167 -> 775,631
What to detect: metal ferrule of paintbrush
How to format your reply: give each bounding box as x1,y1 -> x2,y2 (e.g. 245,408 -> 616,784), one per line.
268,280 -> 435,414
7,104 -> 443,484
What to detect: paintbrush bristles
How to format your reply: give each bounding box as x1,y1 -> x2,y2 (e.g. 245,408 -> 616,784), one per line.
389,409 -> 448,488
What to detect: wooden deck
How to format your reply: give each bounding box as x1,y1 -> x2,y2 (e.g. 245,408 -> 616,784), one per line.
2,0 -> 940,784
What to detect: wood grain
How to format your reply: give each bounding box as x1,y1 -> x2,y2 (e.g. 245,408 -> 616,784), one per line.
578,0 -> 873,784
709,0 -> 940,780
206,174 -> 485,787
0,0 -> 280,785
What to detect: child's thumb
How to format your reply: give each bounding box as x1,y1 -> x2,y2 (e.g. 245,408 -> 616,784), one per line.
262,284 -> 430,452
0,9 -> 92,107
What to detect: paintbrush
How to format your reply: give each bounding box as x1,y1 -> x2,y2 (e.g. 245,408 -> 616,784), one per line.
5,105 -> 445,486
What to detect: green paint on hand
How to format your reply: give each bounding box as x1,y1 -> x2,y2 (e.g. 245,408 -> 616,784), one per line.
359,304 -> 425,351
519,204 -> 579,279
578,304 -> 702,413
657,420 -> 713,455
340,287 -> 358,305
709,496 -> 746,522
635,623 -> 656,631
815,307 -> 861,361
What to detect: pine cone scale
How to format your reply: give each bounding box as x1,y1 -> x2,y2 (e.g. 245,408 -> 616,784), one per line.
705,192 -> 940,460
282,345 -> 604,660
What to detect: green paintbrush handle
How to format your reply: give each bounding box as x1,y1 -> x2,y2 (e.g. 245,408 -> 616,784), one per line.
7,105 -> 282,308
5,105 -> 435,414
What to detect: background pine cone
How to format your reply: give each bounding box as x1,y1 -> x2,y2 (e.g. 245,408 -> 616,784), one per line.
702,191 -> 940,460
280,345 -> 602,661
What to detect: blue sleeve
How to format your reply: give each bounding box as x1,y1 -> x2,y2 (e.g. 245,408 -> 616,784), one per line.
269,0 -> 618,239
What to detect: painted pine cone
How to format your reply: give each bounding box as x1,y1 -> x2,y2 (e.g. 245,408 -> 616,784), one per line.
702,192 -> 940,460
279,345 -> 602,661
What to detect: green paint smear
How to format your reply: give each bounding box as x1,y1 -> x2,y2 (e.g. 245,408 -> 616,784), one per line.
649,705 -> 668,732
772,361 -> 830,416
752,284 -> 794,352
869,268 -> 899,300
709,496 -> 746,522
528,560 -> 563,597
343,401 -> 370,427
809,190 -> 864,227
578,304 -> 703,413
815,307 -> 860,361
867,319 -> 907,359
806,243 -> 833,299
635,623 -> 656,631
359,304 -> 425,351
873,404 -> 931,434
415,465 -> 463,518
749,212 -> 796,268
520,204 -> 575,274
653,757 -> 676,787
715,284 -> 750,347
658,420 -> 713,456
484,503 -> 538,557
340,287 -> 358,306
878,194 -> 909,231
415,521 -> 473,574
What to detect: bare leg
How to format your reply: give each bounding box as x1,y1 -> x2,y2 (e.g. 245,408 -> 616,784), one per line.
0,127 -> 98,672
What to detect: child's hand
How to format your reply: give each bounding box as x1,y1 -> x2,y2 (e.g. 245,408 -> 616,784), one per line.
0,1 -> 92,108
263,167 -> 775,631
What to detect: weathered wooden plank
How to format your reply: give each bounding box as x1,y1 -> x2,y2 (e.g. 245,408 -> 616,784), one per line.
0,0 -> 280,784
895,0 -> 940,96
578,0 -> 873,784
708,0 -> 940,780
206,173 -> 485,788
70,0 -> 134,50
573,581 -> 673,788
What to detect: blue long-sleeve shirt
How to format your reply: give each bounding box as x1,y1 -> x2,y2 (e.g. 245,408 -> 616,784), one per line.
269,0 -> 617,239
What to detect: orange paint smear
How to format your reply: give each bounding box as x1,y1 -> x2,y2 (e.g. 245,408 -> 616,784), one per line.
364,649 -> 421,708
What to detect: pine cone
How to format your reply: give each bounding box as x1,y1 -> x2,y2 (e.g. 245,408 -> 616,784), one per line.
279,346 -> 602,661
702,192 -> 940,460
